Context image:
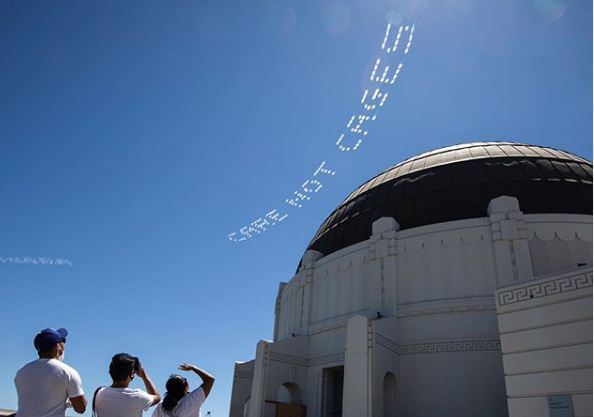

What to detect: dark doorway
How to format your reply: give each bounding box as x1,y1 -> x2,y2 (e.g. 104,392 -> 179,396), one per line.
322,366 -> 344,417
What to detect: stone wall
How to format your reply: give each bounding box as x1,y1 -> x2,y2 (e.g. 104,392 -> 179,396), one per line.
496,268 -> 593,417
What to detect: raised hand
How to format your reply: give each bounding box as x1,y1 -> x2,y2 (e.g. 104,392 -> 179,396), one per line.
177,363 -> 196,371
135,358 -> 147,379
175,363 -> 215,397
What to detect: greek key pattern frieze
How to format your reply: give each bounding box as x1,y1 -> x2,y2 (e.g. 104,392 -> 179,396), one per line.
268,352 -> 308,367
376,334 -> 500,355
234,370 -> 253,379
267,351 -> 344,367
308,352 -> 345,367
399,339 -> 501,354
497,271 -> 593,306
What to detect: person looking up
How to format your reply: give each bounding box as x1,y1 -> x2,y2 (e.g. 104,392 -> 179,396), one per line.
151,363 -> 215,417
94,353 -> 160,417
14,327 -> 87,417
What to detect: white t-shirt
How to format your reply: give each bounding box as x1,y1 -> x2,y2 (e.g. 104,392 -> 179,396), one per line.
14,358 -> 85,417
94,386 -> 156,417
151,387 -> 206,417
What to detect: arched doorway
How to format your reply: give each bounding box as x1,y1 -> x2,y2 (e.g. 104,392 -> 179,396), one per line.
277,382 -> 303,404
383,372 -> 397,417
274,382 -> 305,417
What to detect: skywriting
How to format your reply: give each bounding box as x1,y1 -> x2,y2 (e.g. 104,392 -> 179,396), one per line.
228,21 -> 416,243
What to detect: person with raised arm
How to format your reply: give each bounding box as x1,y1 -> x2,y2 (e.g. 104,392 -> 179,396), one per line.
94,353 -> 160,417
151,363 -> 215,417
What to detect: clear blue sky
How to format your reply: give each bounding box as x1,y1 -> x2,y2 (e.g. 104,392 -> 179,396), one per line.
0,0 -> 591,415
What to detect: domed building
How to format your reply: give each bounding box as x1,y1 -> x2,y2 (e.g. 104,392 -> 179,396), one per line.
229,142 -> 593,417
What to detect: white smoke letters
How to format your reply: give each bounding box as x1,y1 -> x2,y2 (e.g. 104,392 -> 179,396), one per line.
228,21 -> 416,242
286,160 -> 336,208
0,256 -> 73,267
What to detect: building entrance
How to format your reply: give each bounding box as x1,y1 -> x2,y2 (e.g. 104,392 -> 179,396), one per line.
322,366 -> 344,417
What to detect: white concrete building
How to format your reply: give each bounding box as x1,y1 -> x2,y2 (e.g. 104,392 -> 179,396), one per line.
229,142 -> 592,417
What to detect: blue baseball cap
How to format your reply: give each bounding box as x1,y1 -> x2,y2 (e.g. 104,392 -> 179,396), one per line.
33,328 -> 68,352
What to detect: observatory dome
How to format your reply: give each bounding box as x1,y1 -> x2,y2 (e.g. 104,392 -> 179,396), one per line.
231,141 -> 593,417
305,141 -> 592,260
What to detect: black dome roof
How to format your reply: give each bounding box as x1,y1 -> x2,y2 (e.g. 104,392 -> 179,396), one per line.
304,142 -> 592,259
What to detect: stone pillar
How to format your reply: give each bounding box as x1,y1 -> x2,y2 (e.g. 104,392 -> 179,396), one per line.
247,340 -> 270,417
343,315 -> 372,417
369,217 -> 400,316
229,362 -> 255,417
229,363 -> 243,417
273,282 -> 287,342
488,196 -> 533,287
300,250 -> 323,336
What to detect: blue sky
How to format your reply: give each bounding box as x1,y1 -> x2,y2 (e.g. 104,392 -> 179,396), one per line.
0,0 -> 591,415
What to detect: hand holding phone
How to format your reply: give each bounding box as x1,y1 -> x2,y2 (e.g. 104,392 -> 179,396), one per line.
134,357 -> 146,378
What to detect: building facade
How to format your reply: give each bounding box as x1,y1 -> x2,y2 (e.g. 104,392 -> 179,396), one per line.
229,142 -> 593,417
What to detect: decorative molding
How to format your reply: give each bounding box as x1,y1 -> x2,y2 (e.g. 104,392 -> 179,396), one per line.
376,334 -> 501,355
234,370 -> 254,379
396,227 -> 492,255
268,352 -> 308,367
397,305 -> 495,318
267,351 -> 345,368
397,235 -> 491,254
266,335 -> 500,367
376,334 -> 400,354
527,228 -> 592,243
399,339 -> 501,354
308,352 -> 345,367
497,271 -> 593,306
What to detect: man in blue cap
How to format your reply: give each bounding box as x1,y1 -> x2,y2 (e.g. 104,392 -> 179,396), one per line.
14,327 -> 87,417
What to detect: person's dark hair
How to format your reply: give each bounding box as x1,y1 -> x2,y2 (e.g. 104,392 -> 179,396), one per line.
163,375 -> 189,411
109,353 -> 136,382
37,347 -> 56,358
